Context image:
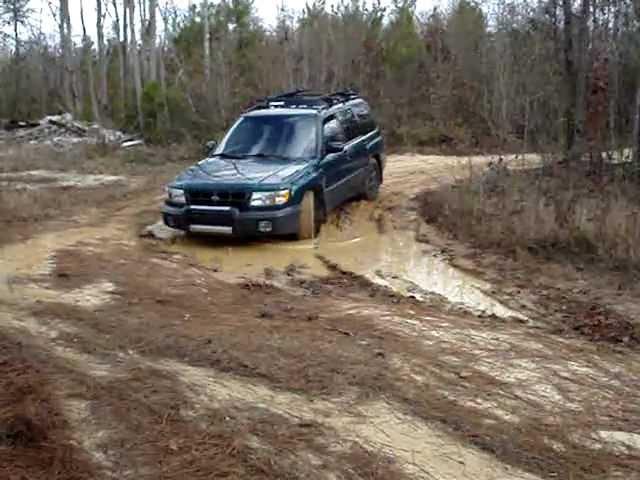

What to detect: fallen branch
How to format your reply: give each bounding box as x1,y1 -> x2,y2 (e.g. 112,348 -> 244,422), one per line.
322,324 -> 354,336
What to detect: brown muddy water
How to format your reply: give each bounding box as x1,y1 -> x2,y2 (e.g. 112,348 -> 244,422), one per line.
0,198 -> 523,320
164,202 -> 525,319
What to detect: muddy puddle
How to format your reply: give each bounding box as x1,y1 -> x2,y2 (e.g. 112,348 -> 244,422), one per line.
1,203 -> 523,319
166,203 -> 525,319
0,216 -> 134,305
0,152 -> 527,319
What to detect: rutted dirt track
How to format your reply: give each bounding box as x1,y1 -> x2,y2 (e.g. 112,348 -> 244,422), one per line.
1,153 -> 640,479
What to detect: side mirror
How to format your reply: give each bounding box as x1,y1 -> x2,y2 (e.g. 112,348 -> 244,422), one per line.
325,141 -> 345,154
204,140 -> 218,156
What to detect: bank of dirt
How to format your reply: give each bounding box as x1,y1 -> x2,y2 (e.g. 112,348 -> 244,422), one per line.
1,150 -> 640,479
418,161 -> 640,346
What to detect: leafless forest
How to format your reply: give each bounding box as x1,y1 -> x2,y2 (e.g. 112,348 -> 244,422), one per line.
0,0 -> 638,158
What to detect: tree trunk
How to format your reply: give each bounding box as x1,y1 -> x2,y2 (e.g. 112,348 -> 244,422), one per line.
141,0 -> 157,83
634,82 -> 640,165
159,45 -> 170,128
122,0 -> 129,110
573,0 -> 590,160
562,0 -> 576,160
112,0 -> 127,124
203,0 -> 211,82
138,0 -> 148,81
608,0 -> 620,153
148,0 -> 157,83
633,0 -> 640,166
80,0 -> 100,123
127,0 -> 145,131
96,0 -> 108,116
11,3 -> 21,117
59,0 -> 74,113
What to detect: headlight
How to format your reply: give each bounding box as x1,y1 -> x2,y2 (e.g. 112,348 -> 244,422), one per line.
250,189 -> 290,207
166,187 -> 186,204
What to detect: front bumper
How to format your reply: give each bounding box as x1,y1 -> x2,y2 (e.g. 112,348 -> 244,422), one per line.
162,203 -> 300,237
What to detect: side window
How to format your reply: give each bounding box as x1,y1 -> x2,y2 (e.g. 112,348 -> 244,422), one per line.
323,116 -> 346,144
337,109 -> 359,141
351,101 -> 377,135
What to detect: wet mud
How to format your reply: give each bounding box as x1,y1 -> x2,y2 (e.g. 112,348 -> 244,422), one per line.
1,152 -> 639,479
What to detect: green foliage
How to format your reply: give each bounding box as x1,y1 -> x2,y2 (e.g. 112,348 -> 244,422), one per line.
384,0 -> 423,74
141,81 -> 170,143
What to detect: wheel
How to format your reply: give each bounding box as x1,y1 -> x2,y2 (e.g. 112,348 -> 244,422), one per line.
363,159 -> 381,201
297,191 -> 316,240
297,191 -> 324,240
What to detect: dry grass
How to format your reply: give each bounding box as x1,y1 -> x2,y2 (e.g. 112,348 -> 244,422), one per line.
0,332 -> 404,480
0,142 -> 194,244
0,332 -> 96,480
0,186 -> 133,224
0,142 -> 197,175
421,161 -> 640,269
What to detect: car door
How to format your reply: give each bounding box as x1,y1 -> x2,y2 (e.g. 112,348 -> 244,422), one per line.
337,107 -> 369,198
320,115 -> 350,211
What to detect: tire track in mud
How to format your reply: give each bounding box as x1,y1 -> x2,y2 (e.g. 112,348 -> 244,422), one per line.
0,306 -> 539,480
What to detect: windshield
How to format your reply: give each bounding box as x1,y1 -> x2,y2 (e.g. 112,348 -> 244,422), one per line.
216,114 -> 317,160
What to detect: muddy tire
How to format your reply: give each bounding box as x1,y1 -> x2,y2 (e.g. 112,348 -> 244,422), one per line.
297,191 -> 316,240
363,159 -> 381,201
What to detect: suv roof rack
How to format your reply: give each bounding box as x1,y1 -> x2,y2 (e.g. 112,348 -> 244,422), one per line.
245,88 -> 361,112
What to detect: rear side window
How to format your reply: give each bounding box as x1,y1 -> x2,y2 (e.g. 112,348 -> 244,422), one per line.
350,100 -> 377,135
323,116 -> 346,144
336,108 -> 359,141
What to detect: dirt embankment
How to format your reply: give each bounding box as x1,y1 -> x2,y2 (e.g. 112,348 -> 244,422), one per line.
1,150 -> 640,479
419,159 -> 640,346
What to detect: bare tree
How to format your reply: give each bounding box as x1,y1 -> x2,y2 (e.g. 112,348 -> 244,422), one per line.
142,0 -> 157,82
80,0 -> 100,122
96,0 -> 108,114
127,0 -> 144,129
562,0 -> 577,159
112,0 -> 127,122
202,0 -> 210,82
608,0 -> 620,152
633,82 -> 640,164
634,2 -> 640,165
148,0 -> 157,82
573,0 -> 591,160
58,0 -> 75,113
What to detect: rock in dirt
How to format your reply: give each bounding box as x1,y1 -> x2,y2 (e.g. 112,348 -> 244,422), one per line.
141,222 -> 183,241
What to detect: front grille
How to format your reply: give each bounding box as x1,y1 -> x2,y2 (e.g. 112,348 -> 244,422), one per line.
187,190 -> 250,207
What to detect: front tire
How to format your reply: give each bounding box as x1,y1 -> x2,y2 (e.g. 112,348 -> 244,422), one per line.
364,159 -> 381,201
297,191 -> 316,240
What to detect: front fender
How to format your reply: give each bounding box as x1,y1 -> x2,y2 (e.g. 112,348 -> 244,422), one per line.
291,171 -> 327,209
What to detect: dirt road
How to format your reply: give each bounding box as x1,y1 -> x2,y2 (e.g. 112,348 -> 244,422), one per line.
1,152 -> 639,480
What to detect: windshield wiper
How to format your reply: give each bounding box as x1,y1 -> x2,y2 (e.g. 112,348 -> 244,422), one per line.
210,152 -> 245,160
240,153 -> 291,160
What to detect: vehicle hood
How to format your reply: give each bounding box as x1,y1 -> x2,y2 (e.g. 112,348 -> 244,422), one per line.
174,157 -> 311,186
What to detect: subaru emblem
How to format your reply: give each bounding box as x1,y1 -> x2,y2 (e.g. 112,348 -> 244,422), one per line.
211,194 -> 220,202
